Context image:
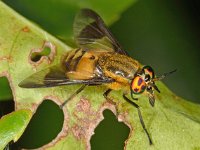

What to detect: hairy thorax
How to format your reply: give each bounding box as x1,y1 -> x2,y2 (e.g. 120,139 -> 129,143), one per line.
98,52 -> 140,90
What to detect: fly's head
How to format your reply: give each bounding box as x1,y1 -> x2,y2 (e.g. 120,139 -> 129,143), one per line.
130,66 -> 176,107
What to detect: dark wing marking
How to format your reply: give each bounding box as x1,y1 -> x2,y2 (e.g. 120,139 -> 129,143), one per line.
18,65 -> 114,88
73,9 -> 128,55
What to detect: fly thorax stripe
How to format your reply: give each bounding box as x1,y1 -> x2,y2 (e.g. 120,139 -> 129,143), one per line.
106,62 -> 130,78
110,55 -> 139,72
104,54 -> 138,79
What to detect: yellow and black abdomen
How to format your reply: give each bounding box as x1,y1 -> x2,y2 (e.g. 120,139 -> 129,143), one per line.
62,49 -> 104,80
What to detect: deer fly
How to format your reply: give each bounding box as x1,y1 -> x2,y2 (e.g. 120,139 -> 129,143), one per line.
19,9 -> 176,145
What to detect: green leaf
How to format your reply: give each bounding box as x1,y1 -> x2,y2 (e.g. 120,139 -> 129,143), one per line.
0,1 -> 200,150
0,109 -> 32,150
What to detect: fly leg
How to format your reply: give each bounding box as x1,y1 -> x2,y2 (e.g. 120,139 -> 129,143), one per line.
103,89 -> 123,118
60,84 -> 87,109
131,91 -> 138,101
123,94 -> 153,145
103,89 -> 116,105
103,89 -> 112,99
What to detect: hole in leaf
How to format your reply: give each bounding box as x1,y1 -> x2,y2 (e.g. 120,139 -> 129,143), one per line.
0,77 -> 14,117
90,109 -> 130,150
0,77 -> 13,101
31,46 -> 51,62
14,100 -> 64,149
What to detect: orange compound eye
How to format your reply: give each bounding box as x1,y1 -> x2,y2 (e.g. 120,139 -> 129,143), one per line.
131,76 -> 146,94
143,66 -> 155,79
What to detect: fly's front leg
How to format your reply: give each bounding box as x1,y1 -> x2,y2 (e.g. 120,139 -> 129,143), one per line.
123,94 -> 153,145
131,90 -> 138,101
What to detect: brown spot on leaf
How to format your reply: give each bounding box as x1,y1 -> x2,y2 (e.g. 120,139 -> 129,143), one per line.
72,98 -> 97,141
70,97 -> 118,150
22,26 -> 30,32
0,56 -> 12,62
76,98 -> 91,112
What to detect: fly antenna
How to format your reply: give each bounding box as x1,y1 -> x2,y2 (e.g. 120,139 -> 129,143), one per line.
153,69 -> 177,81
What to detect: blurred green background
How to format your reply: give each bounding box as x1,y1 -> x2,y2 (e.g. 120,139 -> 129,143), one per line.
0,0 -> 200,149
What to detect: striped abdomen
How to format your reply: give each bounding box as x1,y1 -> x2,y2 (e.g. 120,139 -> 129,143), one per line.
62,49 -> 104,80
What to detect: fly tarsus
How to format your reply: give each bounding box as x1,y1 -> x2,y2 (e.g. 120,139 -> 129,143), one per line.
123,94 -> 153,145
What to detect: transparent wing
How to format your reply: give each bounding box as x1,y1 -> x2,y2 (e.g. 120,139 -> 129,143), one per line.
18,65 -> 113,88
73,9 -> 128,55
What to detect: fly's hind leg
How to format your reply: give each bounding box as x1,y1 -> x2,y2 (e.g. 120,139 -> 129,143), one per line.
60,84 -> 87,109
123,94 -> 153,145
